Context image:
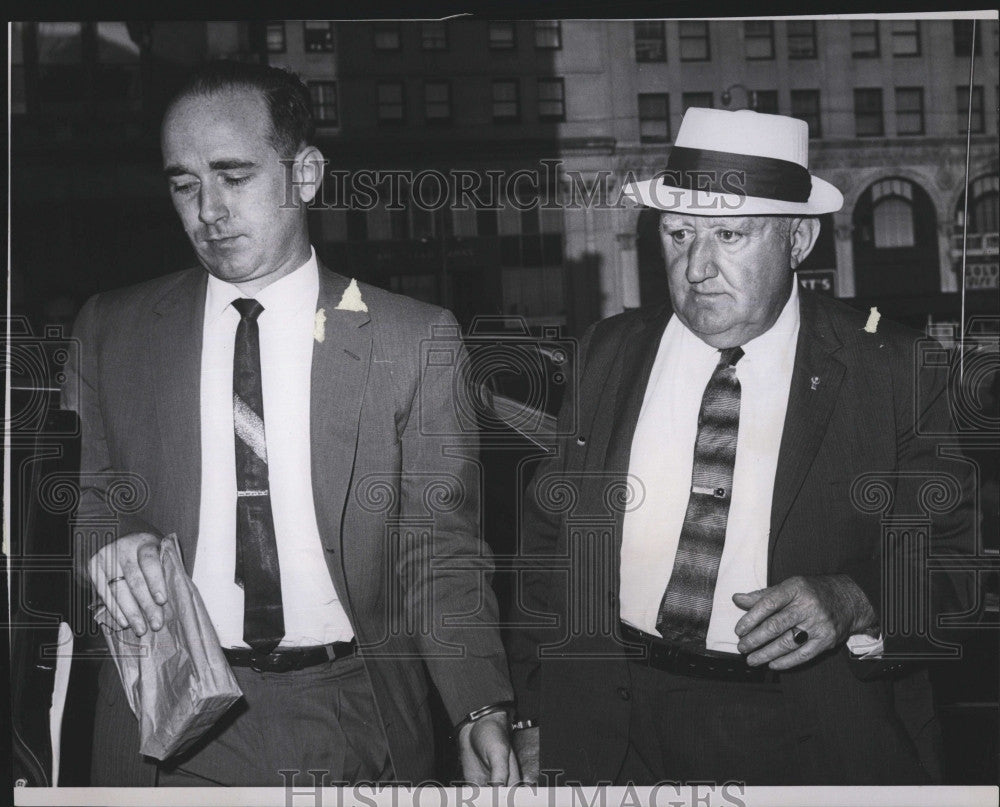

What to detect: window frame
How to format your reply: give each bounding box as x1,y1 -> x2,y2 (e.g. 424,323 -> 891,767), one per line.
634,21 -> 666,62
787,20 -> 817,59
303,21 -> 335,53
678,20 -> 711,62
537,77 -> 565,122
854,88 -> 885,137
489,21 -> 517,50
894,86 -> 925,136
424,79 -> 451,124
891,20 -> 921,57
376,80 -> 406,125
850,20 -> 880,58
638,92 -> 670,143
534,20 -> 561,50
492,78 -> 520,123
308,80 -> 339,126
744,21 -> 775,60
420,21 -> 448,51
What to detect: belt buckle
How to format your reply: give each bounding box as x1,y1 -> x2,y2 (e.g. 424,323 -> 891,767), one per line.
250,651 -> 291,673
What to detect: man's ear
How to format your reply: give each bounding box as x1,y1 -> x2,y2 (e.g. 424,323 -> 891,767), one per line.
789,217 -> 821,269
291,145 -> 325,205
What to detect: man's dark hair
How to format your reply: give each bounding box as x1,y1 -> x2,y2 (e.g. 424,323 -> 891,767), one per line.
166,60 -> 315,158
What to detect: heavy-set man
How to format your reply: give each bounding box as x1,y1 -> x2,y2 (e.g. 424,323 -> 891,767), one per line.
507,107 -> 974,785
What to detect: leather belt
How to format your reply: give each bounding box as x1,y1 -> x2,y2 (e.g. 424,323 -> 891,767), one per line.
223,640 -> 357,673
620,623 -> 780,684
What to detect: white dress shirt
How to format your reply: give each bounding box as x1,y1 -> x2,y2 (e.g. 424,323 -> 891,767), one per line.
192,249 -> 355,648
620,282 -> 800,653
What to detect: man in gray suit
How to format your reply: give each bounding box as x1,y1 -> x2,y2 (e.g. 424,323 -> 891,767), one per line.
67,61 -> 516,787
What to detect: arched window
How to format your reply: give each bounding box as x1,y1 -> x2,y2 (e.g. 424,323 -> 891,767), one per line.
871,179 -> 915,248
957,175 -> 1000,234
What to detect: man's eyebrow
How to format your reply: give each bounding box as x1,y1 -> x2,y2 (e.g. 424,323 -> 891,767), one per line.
163,159 -> 257,178
210,159 -> 257,171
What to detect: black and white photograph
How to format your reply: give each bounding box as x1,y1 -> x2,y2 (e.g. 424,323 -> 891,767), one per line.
6,9 -> 999,806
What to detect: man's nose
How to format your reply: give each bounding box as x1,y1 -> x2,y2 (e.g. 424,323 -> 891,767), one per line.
198,185 -> 229,225
685,235 -> 718,283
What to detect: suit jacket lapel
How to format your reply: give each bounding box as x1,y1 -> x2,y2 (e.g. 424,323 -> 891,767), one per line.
310,266 -> 372,605
150,269 -> 207,574
769,291 -> 846,560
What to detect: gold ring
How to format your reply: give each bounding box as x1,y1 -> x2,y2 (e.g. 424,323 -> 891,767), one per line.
108,576 -> 126,586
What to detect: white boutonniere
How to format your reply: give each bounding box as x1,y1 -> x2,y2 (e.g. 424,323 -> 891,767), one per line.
335,278 -> 368,313
315,279 -> 368,343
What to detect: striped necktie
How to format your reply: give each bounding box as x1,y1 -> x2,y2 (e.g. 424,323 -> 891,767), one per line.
655,345 -> 744,647
231,298 -> 284,653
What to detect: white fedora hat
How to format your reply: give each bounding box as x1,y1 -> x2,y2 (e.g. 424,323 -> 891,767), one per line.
623,107 -> 843,215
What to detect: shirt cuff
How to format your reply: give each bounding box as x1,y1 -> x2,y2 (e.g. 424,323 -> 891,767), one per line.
847,632 -> 884,658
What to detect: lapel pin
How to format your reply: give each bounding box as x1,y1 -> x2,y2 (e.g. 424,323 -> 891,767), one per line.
810,376 -> 821,391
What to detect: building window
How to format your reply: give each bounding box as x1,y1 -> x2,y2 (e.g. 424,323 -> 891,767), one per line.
895,87 -> 924,135
638,93 -> 670,143
957,85 -> 985,134
373,23 -> 401,51
37,21 -> 83,63
377,81 -> 405,124
535,20 -> 561,49
309,81 -> 338,126
537,78 -> 565,121
489,21 -> 516,50
791,90 -> 822,137
303,21 -> 335,53
266,21 -> 286,53
744,21 -> 775,59
634,21 -> 666,61
492,79 -> 519,122
954,20 -> 981,57
960,176 -> 1000,234
851,20 -> 880,57
892,20 -> 920,56
787,20 -> 817,59
754,90 -> 779,114
424,81 -> 450,123
421,21 -> 447,50
871,179 -> 916,248
679,21 -> 710,61
682,91 -> 713,113
854,88 -> 884,137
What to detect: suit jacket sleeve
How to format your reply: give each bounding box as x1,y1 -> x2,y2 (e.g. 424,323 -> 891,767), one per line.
844,330 -> 977,670
63,294 -> 160,586
397,309 -> 514,725
506,325 -> 595,722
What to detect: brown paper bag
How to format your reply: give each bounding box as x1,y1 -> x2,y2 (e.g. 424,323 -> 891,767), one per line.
96,534 -> 243,760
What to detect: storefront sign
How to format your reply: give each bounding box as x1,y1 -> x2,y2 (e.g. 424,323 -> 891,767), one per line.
797,269 -> 836,296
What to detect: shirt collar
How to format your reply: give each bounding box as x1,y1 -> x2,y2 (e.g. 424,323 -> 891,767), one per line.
670,277 -> 801,364
740,278 -> 800,363
205,247 -> 319,323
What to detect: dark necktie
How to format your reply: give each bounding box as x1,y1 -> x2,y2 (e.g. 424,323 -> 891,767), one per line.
231,298 -> 284,653
655,346 -> 744,647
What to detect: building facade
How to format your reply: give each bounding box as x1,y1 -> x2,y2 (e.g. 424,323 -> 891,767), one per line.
10,17 -> 999,337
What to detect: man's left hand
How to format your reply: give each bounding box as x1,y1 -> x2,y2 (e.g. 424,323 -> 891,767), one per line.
733,574 -> 876,670
458,711 -> 520,786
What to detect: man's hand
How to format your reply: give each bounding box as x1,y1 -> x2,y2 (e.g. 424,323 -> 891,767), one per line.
457,711 -> 520,786
88,532 -> 167,636
512,726 -> 539,785
733,574 -> 876,670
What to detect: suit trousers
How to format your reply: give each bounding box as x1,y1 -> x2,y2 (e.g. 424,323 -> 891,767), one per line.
616,660 -> 818,786
154,655 -> 393,786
